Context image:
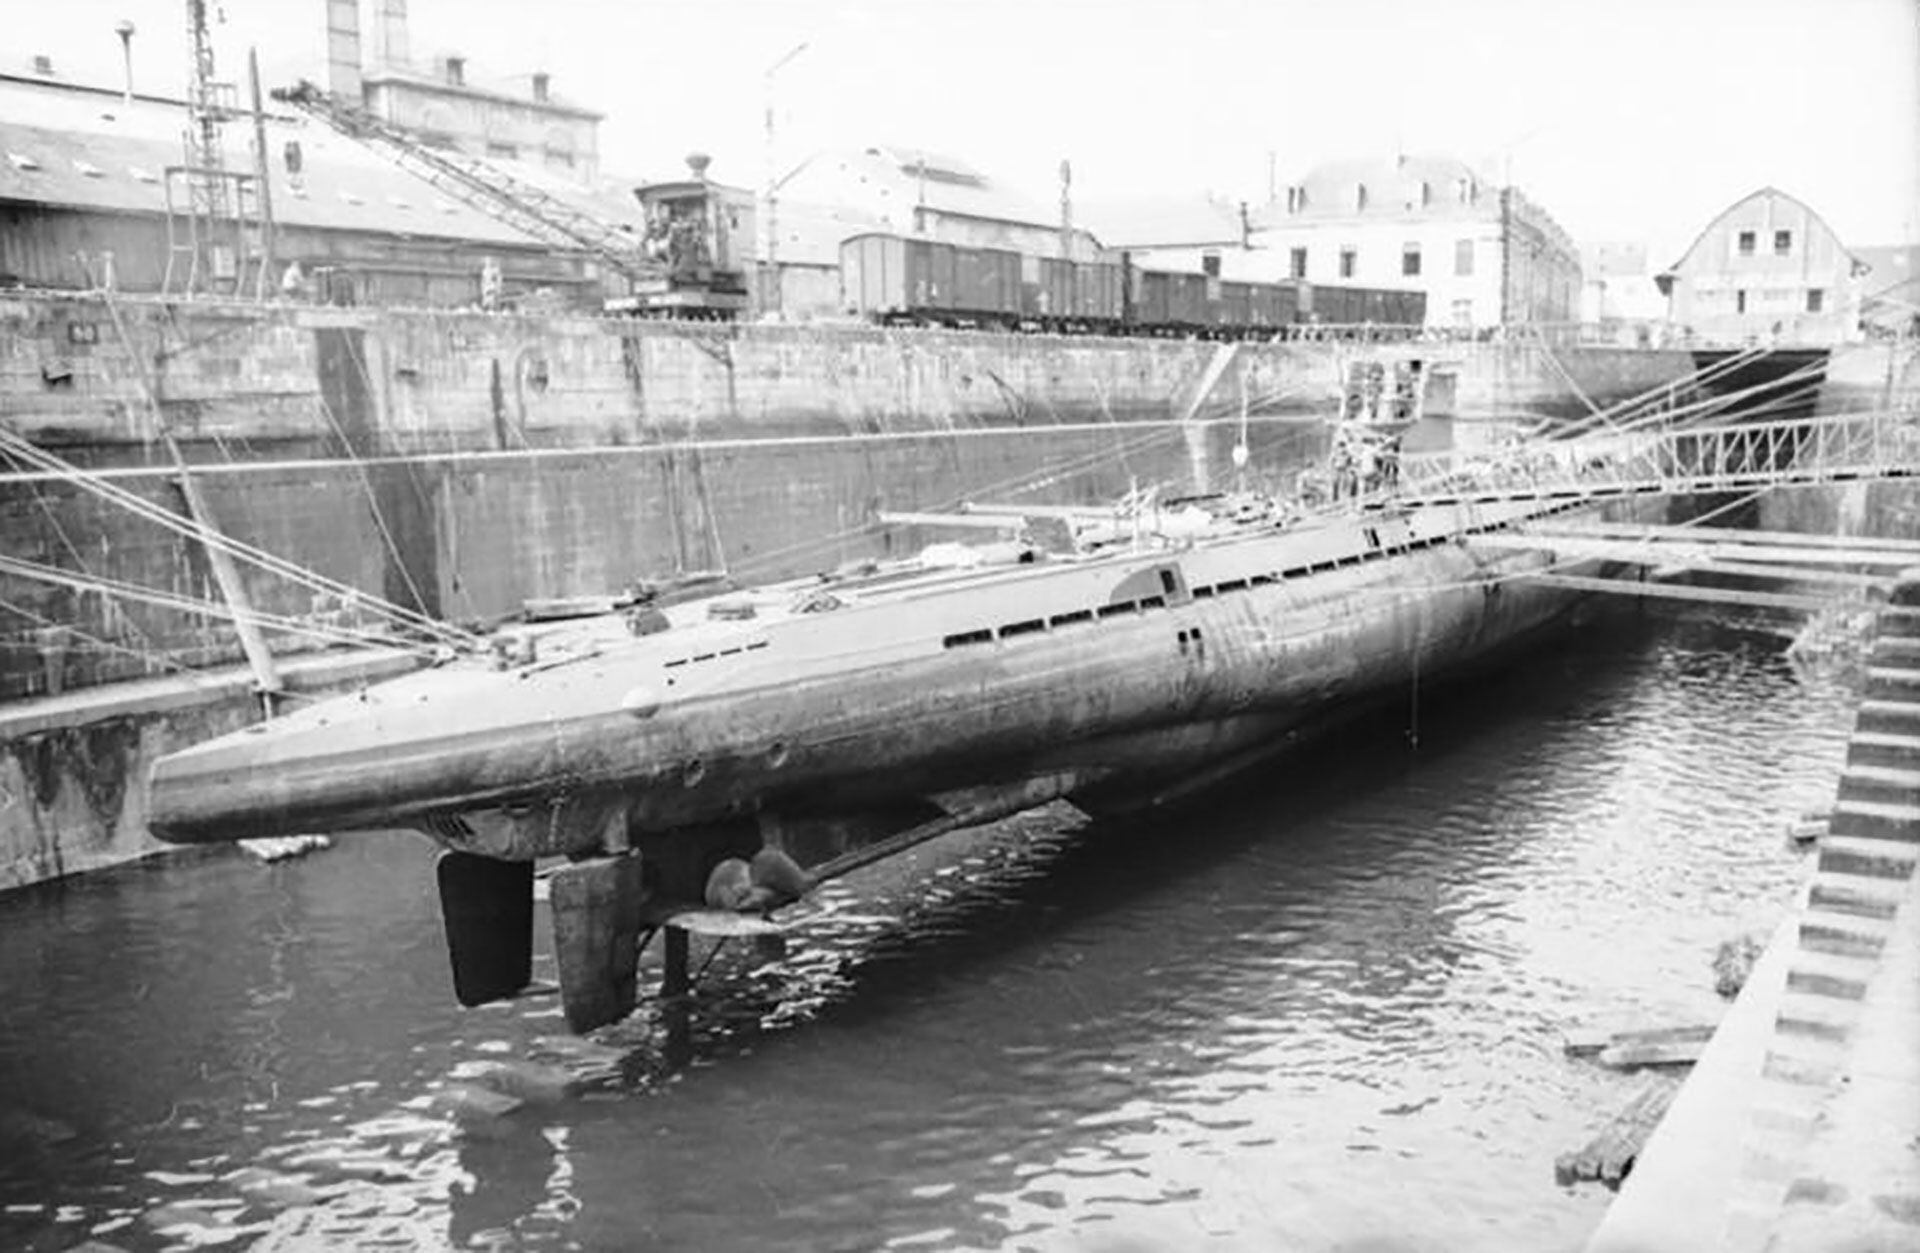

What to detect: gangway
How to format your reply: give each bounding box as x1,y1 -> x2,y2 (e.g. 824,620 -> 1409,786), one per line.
1392,410 -> 1920,509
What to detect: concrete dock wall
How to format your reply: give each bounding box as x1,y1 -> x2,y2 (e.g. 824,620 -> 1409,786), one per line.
0,650 -> 417,891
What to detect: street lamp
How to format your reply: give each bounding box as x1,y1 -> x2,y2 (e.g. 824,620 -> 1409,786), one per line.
114,20 -> 135,105
762,40 -> 809,319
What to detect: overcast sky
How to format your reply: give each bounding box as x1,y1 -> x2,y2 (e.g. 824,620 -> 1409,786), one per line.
18,0 -> 1920,259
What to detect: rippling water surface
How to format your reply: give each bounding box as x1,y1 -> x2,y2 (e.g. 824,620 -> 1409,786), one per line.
0,604 -> 1858,1252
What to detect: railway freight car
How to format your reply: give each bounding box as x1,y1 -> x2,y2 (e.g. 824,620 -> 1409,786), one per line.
837,232 -> 1423,338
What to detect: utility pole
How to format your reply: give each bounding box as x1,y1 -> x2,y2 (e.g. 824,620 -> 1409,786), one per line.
248,47 -> 275,301
1058,158 -> 1072,260
761,40 -> 809,319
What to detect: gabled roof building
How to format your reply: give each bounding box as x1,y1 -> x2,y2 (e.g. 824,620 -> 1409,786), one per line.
1654,187 -> 1865,345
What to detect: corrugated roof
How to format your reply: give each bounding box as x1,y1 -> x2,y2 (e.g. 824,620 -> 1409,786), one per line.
0,74 -> 632,248
773,200 -> 888,266
1078,196 -> 1247,248
783,148 -> 1057,231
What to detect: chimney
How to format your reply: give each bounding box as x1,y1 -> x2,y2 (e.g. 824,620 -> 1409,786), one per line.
324,0 -> 362,101
444,55 -> 465,87
373,0 -> 410,68
531,72 -> 549,102
32,54 -> 54,76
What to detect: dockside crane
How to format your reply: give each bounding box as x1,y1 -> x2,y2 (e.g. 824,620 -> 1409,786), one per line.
270,80 -> 751,317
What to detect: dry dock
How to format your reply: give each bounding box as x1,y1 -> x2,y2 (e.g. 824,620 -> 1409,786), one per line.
1587,577 -> 1920,1253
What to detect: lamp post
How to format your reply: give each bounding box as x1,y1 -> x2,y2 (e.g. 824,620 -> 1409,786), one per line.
762,40 -> 809,319
114,20 -> 135,104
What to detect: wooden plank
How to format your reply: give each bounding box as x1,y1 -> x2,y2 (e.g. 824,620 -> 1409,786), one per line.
1555,1072 -> 1682,1187
1476,531 -> 1918,569
1528,522 -> 1920,555
638,904 -> 785,937
1598,1035 -> 1711,1069
1513,573 -> 1843,614
1564,1022 -> 1718,1059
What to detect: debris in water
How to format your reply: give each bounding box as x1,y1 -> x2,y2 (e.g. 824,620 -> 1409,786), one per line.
1785,811 -> 1829,847
1555,1072 -> 1680,1188
1713,933 -> 1765,999
240,835 -> 332,863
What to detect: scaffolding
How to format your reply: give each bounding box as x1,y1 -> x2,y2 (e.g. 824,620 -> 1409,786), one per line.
162,0 -> 268,298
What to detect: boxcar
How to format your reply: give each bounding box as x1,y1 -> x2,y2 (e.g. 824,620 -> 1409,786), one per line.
1031,257 -> 1125,326
840,233 -> 1023,324
953,245 -> 1023,321
1216,280 -> 1254,331
1163,271 -> 1209,329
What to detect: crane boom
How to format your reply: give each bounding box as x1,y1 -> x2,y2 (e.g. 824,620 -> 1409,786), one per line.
270,79 -> 658,282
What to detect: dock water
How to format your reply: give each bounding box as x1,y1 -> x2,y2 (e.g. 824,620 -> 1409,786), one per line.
1587,574 -> 1920,1252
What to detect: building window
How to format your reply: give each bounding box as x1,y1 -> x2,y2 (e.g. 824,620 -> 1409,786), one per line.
1290,247 -> 1307,278
487,141 -> 519,160
1201,252 -> 1222,278
1451,297 -> 1472,327
1806,288 -> 1824,313
1419,181 -> 1431,208
1774,230 -> 1792,255
1339,247 -> 1357,278
1736,289 -> 1748,314
1454,238 -> 1474,276
1356,184 -> 1369,211
1737,230 -> 1756,256
1401,244 -> 1421,277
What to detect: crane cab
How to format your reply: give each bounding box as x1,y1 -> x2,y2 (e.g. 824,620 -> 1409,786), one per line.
613,153 -> 754,319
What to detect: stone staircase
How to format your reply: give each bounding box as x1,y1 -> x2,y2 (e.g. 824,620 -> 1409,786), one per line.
1721,576 -> 1920,1249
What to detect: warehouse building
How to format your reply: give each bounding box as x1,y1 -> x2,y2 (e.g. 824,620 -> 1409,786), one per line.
0,66 -> 634,308
1655,187 -> 1865,345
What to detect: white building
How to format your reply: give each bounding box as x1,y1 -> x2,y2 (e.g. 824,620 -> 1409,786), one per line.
1256,154 -> 1580,329
1579,240 -> 1668,336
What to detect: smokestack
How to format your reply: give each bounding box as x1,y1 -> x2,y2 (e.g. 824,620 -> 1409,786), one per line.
373,0 -> 410,68
325,0 -> 362,101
